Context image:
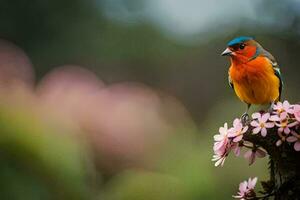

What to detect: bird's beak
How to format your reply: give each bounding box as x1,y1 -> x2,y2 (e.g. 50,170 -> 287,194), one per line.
221,48 -> 232,56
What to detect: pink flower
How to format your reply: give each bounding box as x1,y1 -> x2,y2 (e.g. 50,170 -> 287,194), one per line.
293,105 -> 300,122
233,177 -> 257,200
213,123 -> 230,155
270,112 -> 298,134
286,131 -> 300,151
212,123 -> 232,166
250,113 -> 274,137
272,100 -> 294,115
244,148 -> 266,165
228,118 -> 248,142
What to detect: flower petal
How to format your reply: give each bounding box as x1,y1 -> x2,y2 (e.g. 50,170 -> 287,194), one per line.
252,127 -> 261,134
293,105 -> 300,122
242,126 -> 248,133
233,118 -> 241,127
219,123 -> 228,134
228,130 -> 237,138
288,121 -> 299,128
256,149 -> 266,158
280,112 -> 288,120
251,112 -> 261,119
261,113 -> 270,122
294,142 -> 300,151
239,181 -> 248,193
287,108 -> 294,114
261,127 -> 267,137
214,134 -> 223,141
244,150 -> 252,159
265,122 -> 274,128
250,120 -> 259,127
269,115 -> 280,121
248,177 -> 257,189
283,127 -> 290,134
273,102 -> 282,110
286,136 -> 297,143
276,140 -> 282,146
233,135 -> 243,142
283,100 -> 291,111
214,156 -> 226,167
232,145 -> 241,156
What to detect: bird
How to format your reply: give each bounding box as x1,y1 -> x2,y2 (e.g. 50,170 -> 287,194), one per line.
221,36 -> 283,122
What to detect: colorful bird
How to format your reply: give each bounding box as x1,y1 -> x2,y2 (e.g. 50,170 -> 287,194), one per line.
221,36 -> 283,121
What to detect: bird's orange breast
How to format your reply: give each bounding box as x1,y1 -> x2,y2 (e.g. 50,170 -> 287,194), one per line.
229,56 -> 280,105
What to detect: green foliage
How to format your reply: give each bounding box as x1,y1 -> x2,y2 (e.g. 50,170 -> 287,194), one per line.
0,104 -> 91,200
102,130 -> 218,200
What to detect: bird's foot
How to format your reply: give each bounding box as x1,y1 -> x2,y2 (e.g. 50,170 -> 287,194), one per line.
240,112 -> 250,125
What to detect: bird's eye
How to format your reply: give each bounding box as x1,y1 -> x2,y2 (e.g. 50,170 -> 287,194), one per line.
239,43 -> 245,50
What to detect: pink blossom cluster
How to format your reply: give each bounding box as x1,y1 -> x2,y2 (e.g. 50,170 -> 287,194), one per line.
212,118 -> 266,167
233,177 -> 257,200
270,101 -> 300,150
212,100 -> 300,167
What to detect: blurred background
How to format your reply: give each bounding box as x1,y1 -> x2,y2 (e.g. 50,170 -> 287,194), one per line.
0,0 -> 299,199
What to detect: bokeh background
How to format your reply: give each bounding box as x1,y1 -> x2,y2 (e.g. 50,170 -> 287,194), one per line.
0,0 -> 300,199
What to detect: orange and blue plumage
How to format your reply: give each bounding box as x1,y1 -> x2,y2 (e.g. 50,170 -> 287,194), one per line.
221,36 -> 283,119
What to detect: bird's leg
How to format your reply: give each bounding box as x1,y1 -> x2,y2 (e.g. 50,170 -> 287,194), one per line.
268,101 -> 275,113
241,104 -> 251,125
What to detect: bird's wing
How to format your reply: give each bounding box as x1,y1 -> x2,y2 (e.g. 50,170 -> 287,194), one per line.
262,51 -> 283,101
273,65 -> 283,101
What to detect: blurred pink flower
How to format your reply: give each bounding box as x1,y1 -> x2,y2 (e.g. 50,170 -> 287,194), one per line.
250,113 -> 274,137
244,148 -> 266,165
228,118 -> 248,142
272,100 -> 294,115
293,105 -> 300,122
286,131 -> 300,151
89,83 -> 184,170
233,177 -> 257,200
0,39 -> 35,91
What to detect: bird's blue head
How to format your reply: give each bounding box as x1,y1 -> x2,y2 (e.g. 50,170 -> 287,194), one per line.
227,36 -> 254,47
221,36 -> 256,58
